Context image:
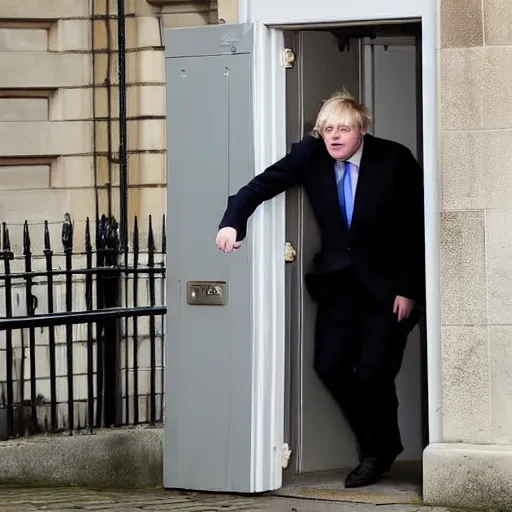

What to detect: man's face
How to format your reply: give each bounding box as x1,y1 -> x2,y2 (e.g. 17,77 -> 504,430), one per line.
323,123 -> 365,160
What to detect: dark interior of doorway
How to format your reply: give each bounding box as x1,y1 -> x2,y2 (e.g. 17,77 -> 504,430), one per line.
279,21 -> 428,505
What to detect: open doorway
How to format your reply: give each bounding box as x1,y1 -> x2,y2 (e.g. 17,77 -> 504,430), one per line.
281,22 -> 427,501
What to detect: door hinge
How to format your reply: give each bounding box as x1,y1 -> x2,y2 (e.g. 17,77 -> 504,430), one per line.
281,48 -> 296,69
285,241 -> 297,263
281,443 -> 292,468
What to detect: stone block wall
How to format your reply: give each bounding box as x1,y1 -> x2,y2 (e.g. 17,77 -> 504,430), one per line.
0,1 -> 93,252
91,0 -> 217,238
0,0 -> 218,252
439,0 -> 512,447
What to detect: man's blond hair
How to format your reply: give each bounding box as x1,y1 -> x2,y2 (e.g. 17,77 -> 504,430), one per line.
311,90 -> 372,137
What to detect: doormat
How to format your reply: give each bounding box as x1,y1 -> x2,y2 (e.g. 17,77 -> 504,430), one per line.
273,465 -> 423,505
273,486 -> 422,505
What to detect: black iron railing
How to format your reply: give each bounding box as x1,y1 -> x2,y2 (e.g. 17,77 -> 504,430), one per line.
0,214 -> 166,440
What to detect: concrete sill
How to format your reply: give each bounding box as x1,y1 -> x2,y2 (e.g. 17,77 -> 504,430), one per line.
0,428 -> 164,487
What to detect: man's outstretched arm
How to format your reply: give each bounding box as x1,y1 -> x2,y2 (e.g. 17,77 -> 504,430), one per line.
217,136 -> 315,252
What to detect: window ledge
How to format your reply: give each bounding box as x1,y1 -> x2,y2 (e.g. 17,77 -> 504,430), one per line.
146,0 -> 192,4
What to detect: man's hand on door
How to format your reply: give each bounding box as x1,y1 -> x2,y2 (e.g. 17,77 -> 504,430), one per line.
216,227 -> 242,253
393,296 -> 415,322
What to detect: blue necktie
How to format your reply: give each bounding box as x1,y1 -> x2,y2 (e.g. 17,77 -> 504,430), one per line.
337,161 -> 354,226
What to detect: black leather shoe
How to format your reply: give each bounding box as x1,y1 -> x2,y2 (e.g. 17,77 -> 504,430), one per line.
345,457 -> 386,488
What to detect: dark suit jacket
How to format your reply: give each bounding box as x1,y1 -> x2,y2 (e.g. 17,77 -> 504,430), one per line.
219,134 -> 425,309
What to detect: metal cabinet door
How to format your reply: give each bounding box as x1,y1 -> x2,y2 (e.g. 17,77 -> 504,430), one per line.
163,23 -> 285,494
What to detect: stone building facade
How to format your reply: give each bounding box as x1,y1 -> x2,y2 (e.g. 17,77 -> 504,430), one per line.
0,0 -> 218,458
0,0 -> 226,250
424,0 -> 512,508
2,0 -> 512,509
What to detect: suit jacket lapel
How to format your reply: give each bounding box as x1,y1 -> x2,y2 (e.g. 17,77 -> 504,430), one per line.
351,135 -> 377,232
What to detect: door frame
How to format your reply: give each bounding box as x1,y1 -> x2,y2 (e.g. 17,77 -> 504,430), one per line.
247,4 -> 440,490
282,27 -> 429,475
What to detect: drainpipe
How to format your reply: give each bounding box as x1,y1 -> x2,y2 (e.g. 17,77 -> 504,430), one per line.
238,0 -> 250,22
91,0 -> 100,223
117,0 -> 128,250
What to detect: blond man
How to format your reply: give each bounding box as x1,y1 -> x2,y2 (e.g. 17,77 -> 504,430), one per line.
216,92 -> 425,488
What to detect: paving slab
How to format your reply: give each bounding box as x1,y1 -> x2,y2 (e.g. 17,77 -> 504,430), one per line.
0,485 -> 475,512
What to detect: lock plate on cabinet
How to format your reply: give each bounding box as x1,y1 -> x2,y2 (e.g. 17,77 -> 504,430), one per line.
186,281 -> 227,306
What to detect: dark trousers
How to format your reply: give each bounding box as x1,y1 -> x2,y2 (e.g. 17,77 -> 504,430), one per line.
312,267 -> 417,461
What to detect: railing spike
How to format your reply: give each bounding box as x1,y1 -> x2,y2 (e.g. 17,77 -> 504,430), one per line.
23,220 -> 31,255
2,222 -> 10,252
133,216 -> 139,253
148,215 -> 155,252
44,220 -> 51,253
61,213 -> 73,252
85,217 -> 92,251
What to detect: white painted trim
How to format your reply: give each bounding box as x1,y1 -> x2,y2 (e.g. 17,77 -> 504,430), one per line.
250,23 -> 287,492
249,0 -> 428,25
420,6 -> 443,445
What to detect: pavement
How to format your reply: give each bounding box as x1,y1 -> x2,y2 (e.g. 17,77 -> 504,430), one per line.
0,486 -> 469,512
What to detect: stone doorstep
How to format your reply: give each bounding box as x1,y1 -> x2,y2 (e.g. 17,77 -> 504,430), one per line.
424,442 -> 512,510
